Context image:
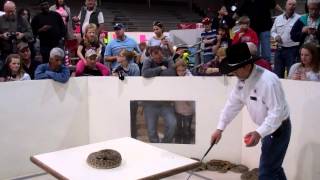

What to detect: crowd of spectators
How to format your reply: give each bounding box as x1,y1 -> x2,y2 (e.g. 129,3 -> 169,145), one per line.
0,0 -> 319,143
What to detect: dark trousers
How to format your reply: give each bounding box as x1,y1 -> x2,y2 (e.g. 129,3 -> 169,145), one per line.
175,113 -> 193,144
259,119 -> 291,180
273,46 -> 299,78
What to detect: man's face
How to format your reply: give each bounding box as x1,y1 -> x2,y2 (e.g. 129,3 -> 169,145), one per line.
204,24 -> 212,31
86,55 -> 97,68
232,64 -> 251,80
115,28 -> 125,38
19,47 -> 31,61
50,55 -> 63,70
40,2 -> 50,13
285,0 -> 296,14
86,0 -> 96,9
151,50 -> 164,64
308,3 -> 320,19
4,3 -> 16,19
239,22 -> 249,32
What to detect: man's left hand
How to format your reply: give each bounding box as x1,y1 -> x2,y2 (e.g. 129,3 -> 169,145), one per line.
244,131 -> 261,147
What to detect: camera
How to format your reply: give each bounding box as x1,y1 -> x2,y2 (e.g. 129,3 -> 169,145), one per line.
113,66 -> 125,81
7,32 -> 17,40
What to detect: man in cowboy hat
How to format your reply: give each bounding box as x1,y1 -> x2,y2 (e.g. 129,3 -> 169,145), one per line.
211,43 -> 291,180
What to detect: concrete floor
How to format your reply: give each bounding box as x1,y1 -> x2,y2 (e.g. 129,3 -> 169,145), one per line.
26,171 -> 241,180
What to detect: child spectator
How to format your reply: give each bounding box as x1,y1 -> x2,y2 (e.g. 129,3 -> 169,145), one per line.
195,47 -> 226,76
0,54 -> 31,82
288,43 -> 320,81
212,25 -> 232,54
201,17 -> 217,63
112,49 -> 140,77
75,49 -> 109,76
174,59 -> 195,143
232,16 -> 259,46
77,23 -> 102,61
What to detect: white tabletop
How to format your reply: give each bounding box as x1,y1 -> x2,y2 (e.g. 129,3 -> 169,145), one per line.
31,137 -> 199,180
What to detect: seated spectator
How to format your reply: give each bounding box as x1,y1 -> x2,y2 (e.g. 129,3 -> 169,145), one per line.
75,49 -> 109,76
34,47 -> 70,83
0,54 -> 31,82
17,42 -> 40,79
77,23 -> 102,61
194,47 -> 226,76
142,46 -> 176,77
201,17 -> 217,63
232,16 -> 259,46
175,59 -> 192,76
142,46 -> 177,143
288,43 -> 320,81
112,49 -> 140,77
212,25 -> 232,54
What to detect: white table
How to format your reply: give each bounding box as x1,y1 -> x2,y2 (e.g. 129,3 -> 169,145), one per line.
31,137 -> 200,180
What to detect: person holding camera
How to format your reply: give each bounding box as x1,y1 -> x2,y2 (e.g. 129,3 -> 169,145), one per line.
112,49 -> 140,78
0,1 -> 33,69
291,0 -> 320,46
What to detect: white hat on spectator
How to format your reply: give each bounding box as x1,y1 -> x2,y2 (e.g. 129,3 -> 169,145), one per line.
85,49 -> 98,58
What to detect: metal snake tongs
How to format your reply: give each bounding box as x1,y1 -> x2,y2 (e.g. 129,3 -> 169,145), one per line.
186,143 -> 215,180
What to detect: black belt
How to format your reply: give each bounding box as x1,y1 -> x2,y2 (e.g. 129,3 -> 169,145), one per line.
271,117 -> 290,137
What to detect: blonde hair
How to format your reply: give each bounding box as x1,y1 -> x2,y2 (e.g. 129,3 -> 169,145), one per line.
84,23 -> 98,47
175,59 -> 188,69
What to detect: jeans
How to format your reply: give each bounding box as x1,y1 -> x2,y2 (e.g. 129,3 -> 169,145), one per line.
258,31 -> 271,62
259,119 -> 291,180
175,113 -> 193,144
130,101 -> 138,139
273,46 -> 299,78
143,102 -> 177,143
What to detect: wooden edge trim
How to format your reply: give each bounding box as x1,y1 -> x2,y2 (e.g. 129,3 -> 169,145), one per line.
139,161 -> 201,180
30,156 -> 69,180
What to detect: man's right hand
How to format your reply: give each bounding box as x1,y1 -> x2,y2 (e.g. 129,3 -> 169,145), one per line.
0,32 -> 9,40
38,25 -> 52,32
211,129 -> 223,144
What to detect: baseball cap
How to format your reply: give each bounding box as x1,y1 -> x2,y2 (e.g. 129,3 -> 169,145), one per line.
113,23 -> 125,30
201,17 -> 211,25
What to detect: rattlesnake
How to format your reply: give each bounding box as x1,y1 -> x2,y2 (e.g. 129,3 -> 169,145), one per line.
87,149 -> 122,169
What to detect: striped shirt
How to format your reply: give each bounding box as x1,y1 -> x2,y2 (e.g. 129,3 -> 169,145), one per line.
201,30 -> 217,56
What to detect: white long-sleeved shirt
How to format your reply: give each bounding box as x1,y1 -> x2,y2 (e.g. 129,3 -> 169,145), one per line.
271,13 -> 300,47
217,65 -> 290,138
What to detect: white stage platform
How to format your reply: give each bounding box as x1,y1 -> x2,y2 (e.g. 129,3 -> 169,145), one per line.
30,137 -> 200,180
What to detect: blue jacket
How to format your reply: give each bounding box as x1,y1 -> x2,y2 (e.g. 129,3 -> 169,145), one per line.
34,63 -> 70,83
